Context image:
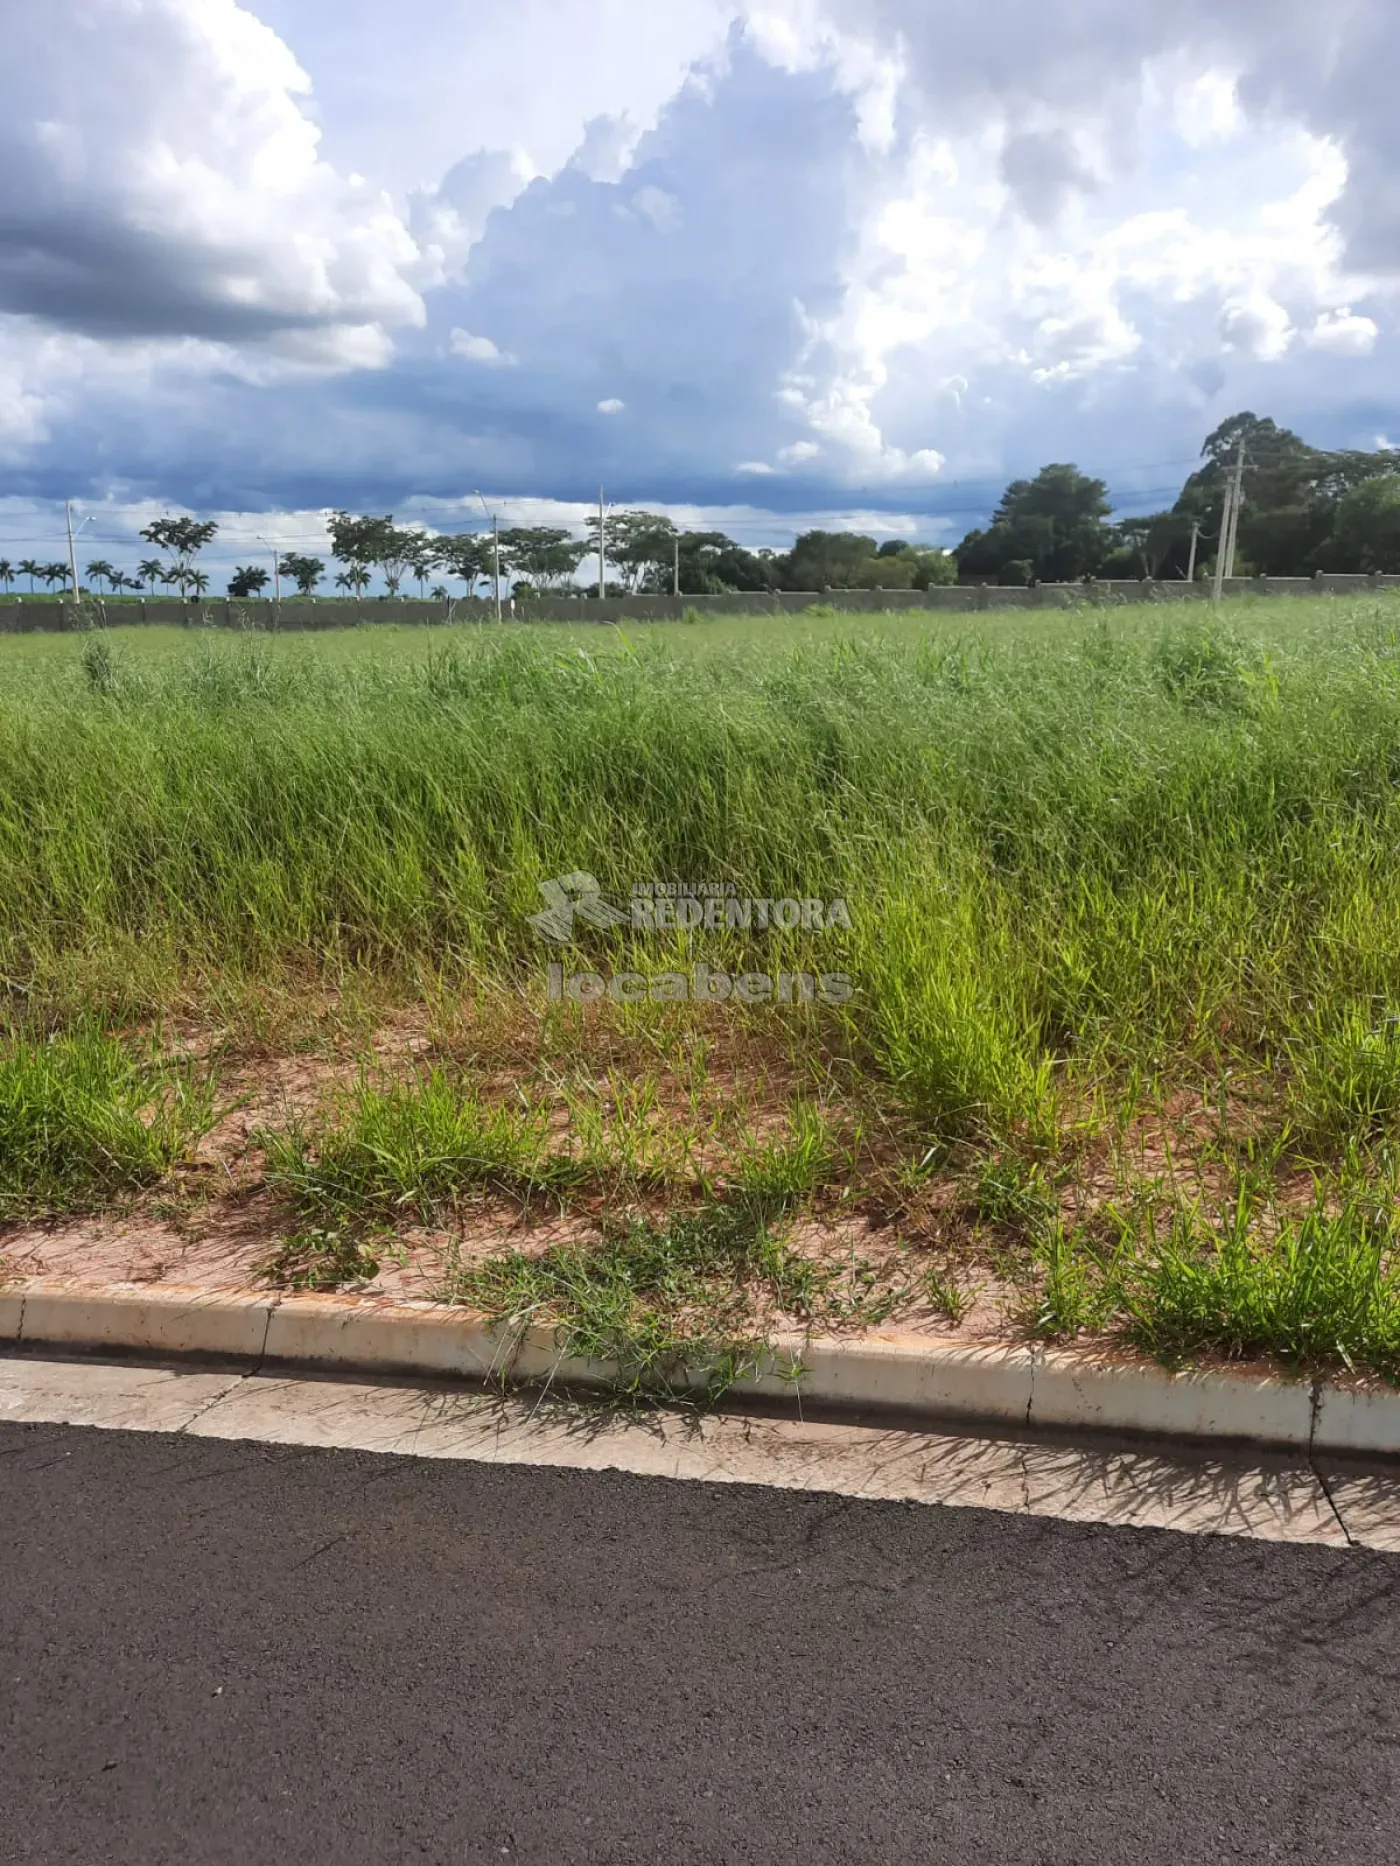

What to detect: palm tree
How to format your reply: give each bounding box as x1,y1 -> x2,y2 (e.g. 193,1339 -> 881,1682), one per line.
18,559 -> 40,593
86,559 -> 115,594
189,569 -> 210,598
0,559 -> 13,596
138,558 -> 164,596
41,563 -> 70,594
430,584 -> 449,602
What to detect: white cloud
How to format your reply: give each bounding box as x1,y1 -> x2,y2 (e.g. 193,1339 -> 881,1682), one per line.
0,0 -> 424,363
631,186 -> 684,233
410,150 -> 536,286
449,329 -> 517,366
1219,292 -> 1294,361
4,0 -> 1400,525
1306,308 -> 1380,356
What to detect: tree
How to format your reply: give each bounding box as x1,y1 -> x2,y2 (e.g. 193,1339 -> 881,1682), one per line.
498,527 -> 588,590
436,533 -> 491,597
139,516 -> 219,597
228,565 -> 271,599
327,512 -> 417,597
956,465 -> 1112,584
1329,477 -> 1400,573
18,559 -> 40,593
1173,414 -> 1332,578
430,584 -> 449,602
777,530 -> 954,592
334,565 -> 371,596
0,559 -> 12,595
40,563 -> 70,593
1097,513 -> 1191,579
402,534 -> 441,599
661,531 -> 781,595
280,553 -> 325,597
137,558 -> 164,595
583,511 -> 677,593
780,531 -> 881,590
85,559 -> 116,594
189,569 -> 210,598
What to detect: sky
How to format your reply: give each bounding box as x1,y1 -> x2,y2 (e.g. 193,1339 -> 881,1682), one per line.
2,0 -> 1398,579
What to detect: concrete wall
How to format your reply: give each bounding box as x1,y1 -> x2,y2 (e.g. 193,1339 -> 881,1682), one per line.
5,571 -> 1400,634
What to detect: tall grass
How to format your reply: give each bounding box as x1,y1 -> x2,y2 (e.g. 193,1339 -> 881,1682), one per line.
5,603 -> 1400,1144
0,1031 -> 211,1219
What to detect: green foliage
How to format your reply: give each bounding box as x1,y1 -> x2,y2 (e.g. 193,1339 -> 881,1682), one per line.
0,1031 -> 211,1219
262,1070 -> 577,1228
956,464 -> 1112,584
780,530 -> 954,592
280,553 -> 326,597
1331,478 -> 1400,574
449,1200 -> 901,1401
139,517 -> 218,598
1292,1011 -> 1400,1144
499,527 -> 588,590
1119,1193 -> 1400,1377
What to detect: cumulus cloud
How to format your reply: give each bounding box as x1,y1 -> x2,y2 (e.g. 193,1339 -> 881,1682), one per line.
0,0 -> 423,357
3,0 -> 1400,528
410,150 -> 535,285
1306,309 -> 1380,356
1219,292 -> 1294,361
449,329 -> 517,366
999,129 -> 1098,227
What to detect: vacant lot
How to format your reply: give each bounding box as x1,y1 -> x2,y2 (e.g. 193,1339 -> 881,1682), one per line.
6,599 -> 1400,1389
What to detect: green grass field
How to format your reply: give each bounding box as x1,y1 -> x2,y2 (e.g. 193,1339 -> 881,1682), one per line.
7,598 -> 1400,1388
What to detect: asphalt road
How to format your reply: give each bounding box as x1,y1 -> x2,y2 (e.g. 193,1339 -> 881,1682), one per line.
4,1419 -> 1400,1865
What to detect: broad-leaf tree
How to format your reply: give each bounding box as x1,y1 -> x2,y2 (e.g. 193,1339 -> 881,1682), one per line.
498,527 -> 588,590
139,516 -> 219,597
957,465 -> 1112,584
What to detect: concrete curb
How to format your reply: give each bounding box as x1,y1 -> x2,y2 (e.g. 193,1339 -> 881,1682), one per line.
3,1277 -> 1398,1455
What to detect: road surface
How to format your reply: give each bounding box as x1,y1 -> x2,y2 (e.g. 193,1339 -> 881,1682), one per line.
4,1413 -> 1400,1863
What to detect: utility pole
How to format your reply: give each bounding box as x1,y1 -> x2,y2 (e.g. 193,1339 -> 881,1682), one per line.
1212,441 -> 1246,605
1186,522 -> 1200,584
258,536 -> 281,601
65,501 -> 81,598
673,534 -> 680,598
475,491 -> 503,624
598,486 -> 606,600
1223,439 -> 1246,581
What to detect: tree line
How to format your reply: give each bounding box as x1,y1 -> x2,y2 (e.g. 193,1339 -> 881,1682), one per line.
956,411 -> 1400,586
3,410 -> 1394,605
0,511 -> 958,604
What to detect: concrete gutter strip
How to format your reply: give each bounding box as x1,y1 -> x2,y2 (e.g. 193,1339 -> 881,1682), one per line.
3,1277 -> 1399,1457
